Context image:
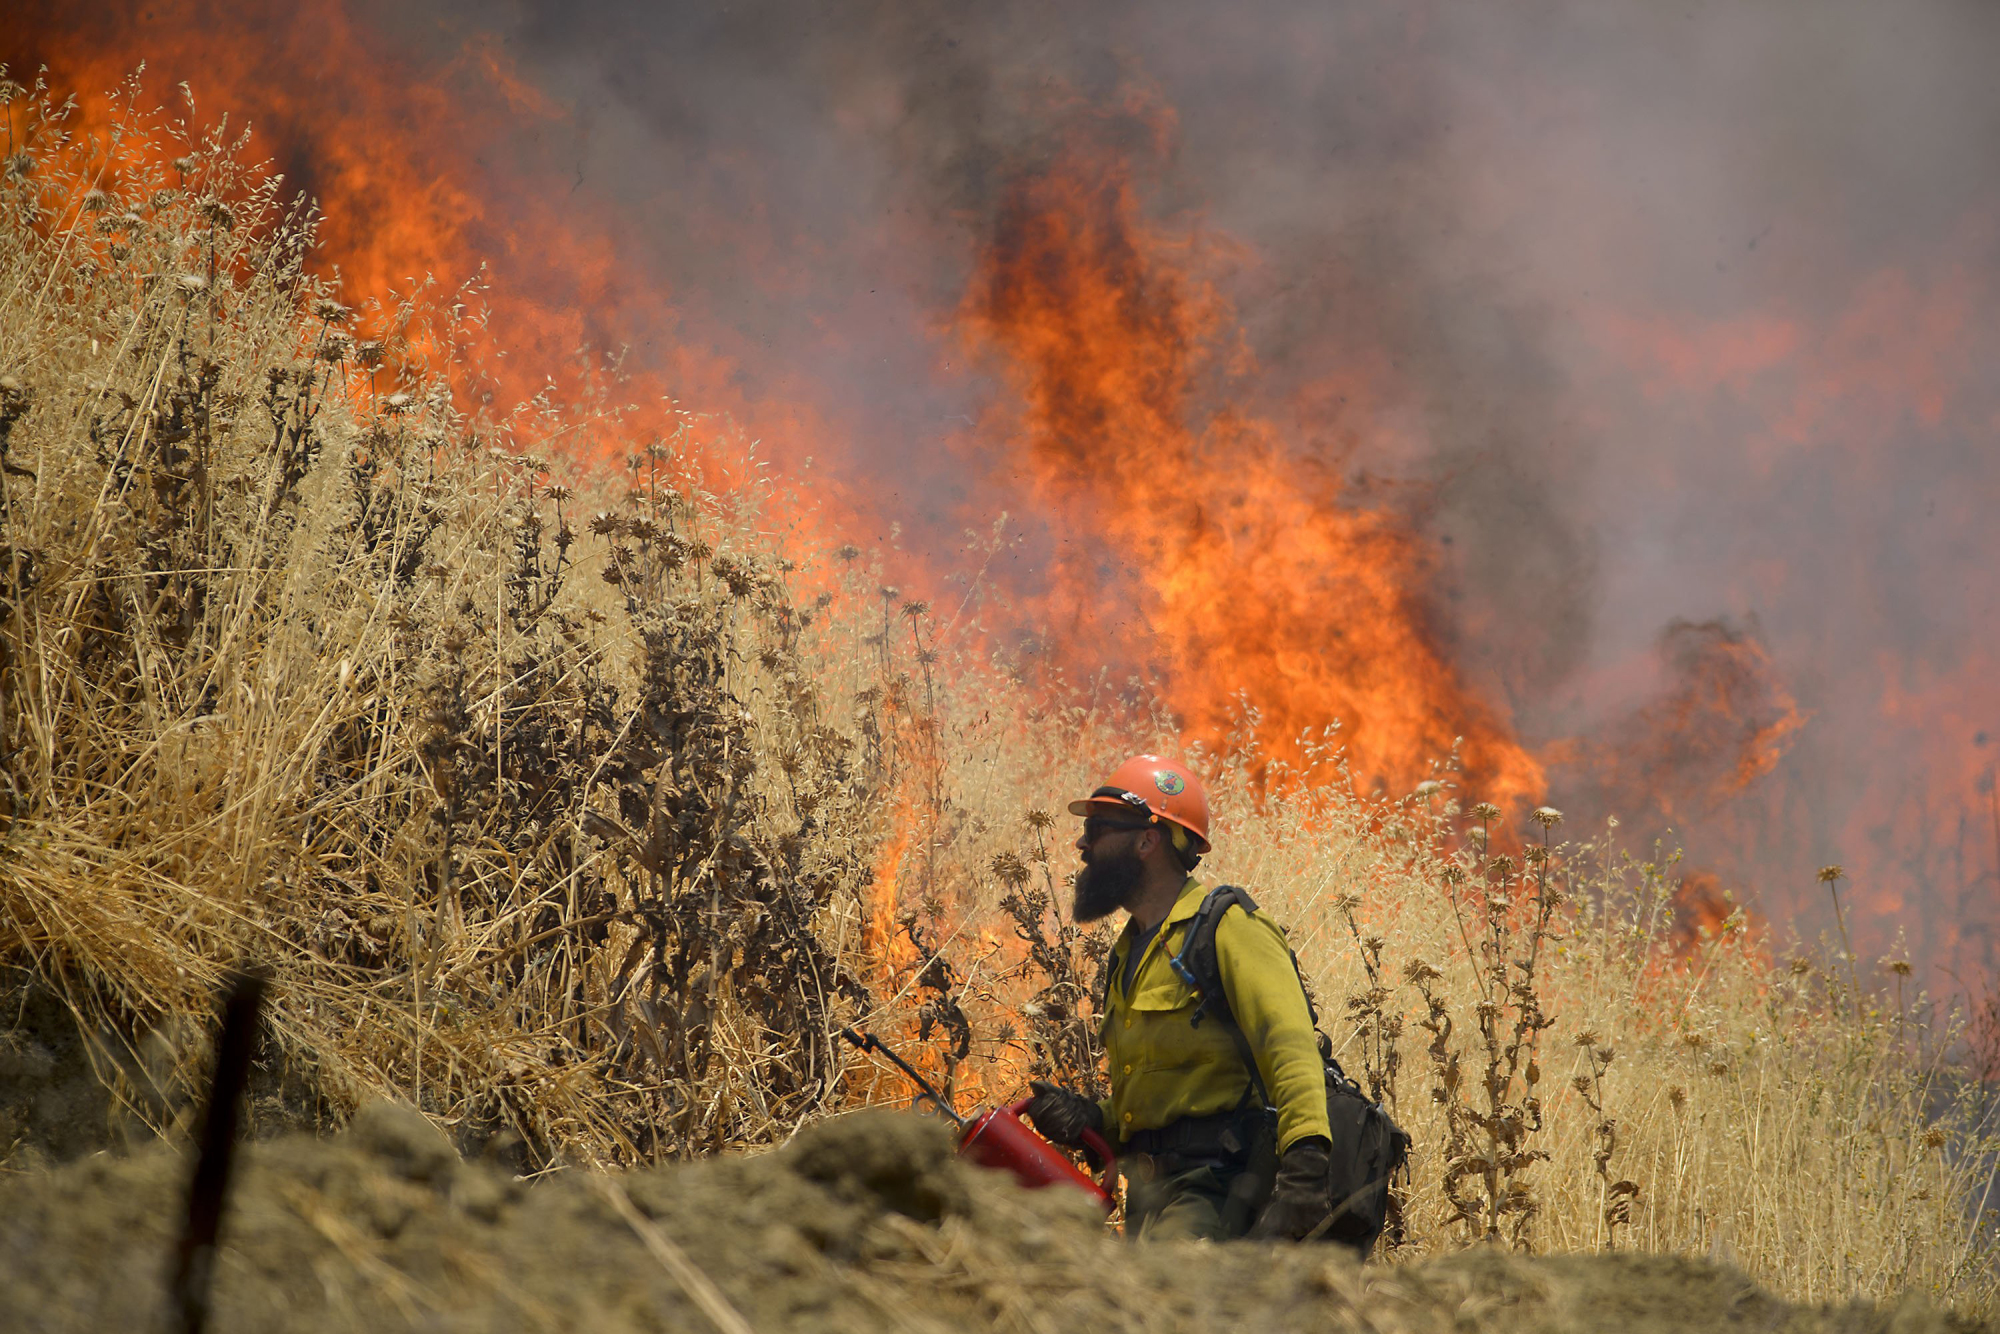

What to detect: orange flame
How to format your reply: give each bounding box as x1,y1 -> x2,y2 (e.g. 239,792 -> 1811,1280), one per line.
9,0 -> 865,514
1552,619 -> 1808,826
18,6 -> 1548,808
959,122 -> 1544,802
1589,249 -> 2000,978
20,4 -> 1997,989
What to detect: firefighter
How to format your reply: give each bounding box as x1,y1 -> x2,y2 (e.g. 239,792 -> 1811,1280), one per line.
1022,755 -> 1334,1241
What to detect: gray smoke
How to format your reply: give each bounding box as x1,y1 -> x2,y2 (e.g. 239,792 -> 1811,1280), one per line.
362,0 -> 2000,981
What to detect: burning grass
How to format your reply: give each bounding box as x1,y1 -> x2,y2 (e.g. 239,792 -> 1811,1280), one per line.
1,75 -> 1996,1318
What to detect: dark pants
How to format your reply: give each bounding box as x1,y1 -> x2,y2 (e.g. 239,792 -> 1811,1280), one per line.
1120,1115 -> 1279,1241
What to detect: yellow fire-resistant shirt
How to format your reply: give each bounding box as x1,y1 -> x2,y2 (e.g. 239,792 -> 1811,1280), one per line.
1096,877 -> 1332,1155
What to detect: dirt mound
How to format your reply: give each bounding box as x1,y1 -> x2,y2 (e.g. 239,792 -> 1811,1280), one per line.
0,1107 -> 1985,1334
0,971 -> 340,1174
0,970 -> 143,1170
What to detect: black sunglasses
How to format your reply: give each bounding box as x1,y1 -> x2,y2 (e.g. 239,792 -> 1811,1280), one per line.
1081,816 -> 1153,844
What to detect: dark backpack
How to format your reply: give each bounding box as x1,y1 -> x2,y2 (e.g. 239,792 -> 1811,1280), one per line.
1170,884 -> 1412,1257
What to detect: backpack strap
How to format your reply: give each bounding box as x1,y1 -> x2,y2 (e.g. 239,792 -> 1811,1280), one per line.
1167,884 -> 1257,1029
1166,884 -> 1413,1246
1167,884 -> 1346,1108
1167,884 -> 1275,1108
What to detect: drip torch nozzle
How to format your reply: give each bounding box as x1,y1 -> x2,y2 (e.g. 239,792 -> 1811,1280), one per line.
838,1026 -> 966,1127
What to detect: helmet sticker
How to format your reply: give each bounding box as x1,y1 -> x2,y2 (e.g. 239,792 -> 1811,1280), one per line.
1154,770 -> 1186,796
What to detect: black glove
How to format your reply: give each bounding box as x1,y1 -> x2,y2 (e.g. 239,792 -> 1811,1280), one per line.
1249,1137 -> 1332,1241
1022,1080 -> 1104,1148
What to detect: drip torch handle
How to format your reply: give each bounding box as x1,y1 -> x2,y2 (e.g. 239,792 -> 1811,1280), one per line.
1007,1098 -> 1119,1192
839,1027 -> 966,1127
1081,1127 -> 1117,1191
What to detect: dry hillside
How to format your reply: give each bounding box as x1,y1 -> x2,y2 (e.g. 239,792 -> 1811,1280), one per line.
0,73 -> 1995,1325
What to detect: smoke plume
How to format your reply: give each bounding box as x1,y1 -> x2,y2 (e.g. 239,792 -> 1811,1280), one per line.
10,0 -> 1999,984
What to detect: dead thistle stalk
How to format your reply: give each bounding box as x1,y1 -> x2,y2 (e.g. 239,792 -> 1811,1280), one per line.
1819,864 -> 1862,1023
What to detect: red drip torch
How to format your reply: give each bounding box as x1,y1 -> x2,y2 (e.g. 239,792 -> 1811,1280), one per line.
842,1028 -> 1115,1212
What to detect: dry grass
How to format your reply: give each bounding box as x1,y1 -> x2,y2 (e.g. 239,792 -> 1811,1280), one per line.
853,613 -> 2000,1310
1217,773 -> 2000,1305
2,74 -> 1995,1318
0,75 -> 887,1165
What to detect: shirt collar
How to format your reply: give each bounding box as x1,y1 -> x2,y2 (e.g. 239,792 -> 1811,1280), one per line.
1115,876 -> 1207,953
1161,875 -> 1209,926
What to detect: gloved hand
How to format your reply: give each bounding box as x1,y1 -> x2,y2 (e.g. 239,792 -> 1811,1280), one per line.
1249,1137 -> 1333,1241
1022,1080 -> 1104,1148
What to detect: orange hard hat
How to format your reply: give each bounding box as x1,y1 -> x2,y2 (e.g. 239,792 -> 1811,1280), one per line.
1067,755 -> 1211,854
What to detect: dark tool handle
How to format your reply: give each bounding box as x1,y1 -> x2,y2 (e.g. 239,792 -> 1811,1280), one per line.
170,968 -> 268,1334
1081,1126 -> 1117,1189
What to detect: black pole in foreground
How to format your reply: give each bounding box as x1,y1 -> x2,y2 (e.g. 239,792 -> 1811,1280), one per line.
169,968 -> 268,1334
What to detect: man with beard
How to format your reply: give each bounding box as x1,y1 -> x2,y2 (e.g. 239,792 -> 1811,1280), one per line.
1022,755 -> 1333,1242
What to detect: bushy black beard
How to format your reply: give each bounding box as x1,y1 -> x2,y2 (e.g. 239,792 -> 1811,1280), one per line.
1072,848 -> 1145,924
